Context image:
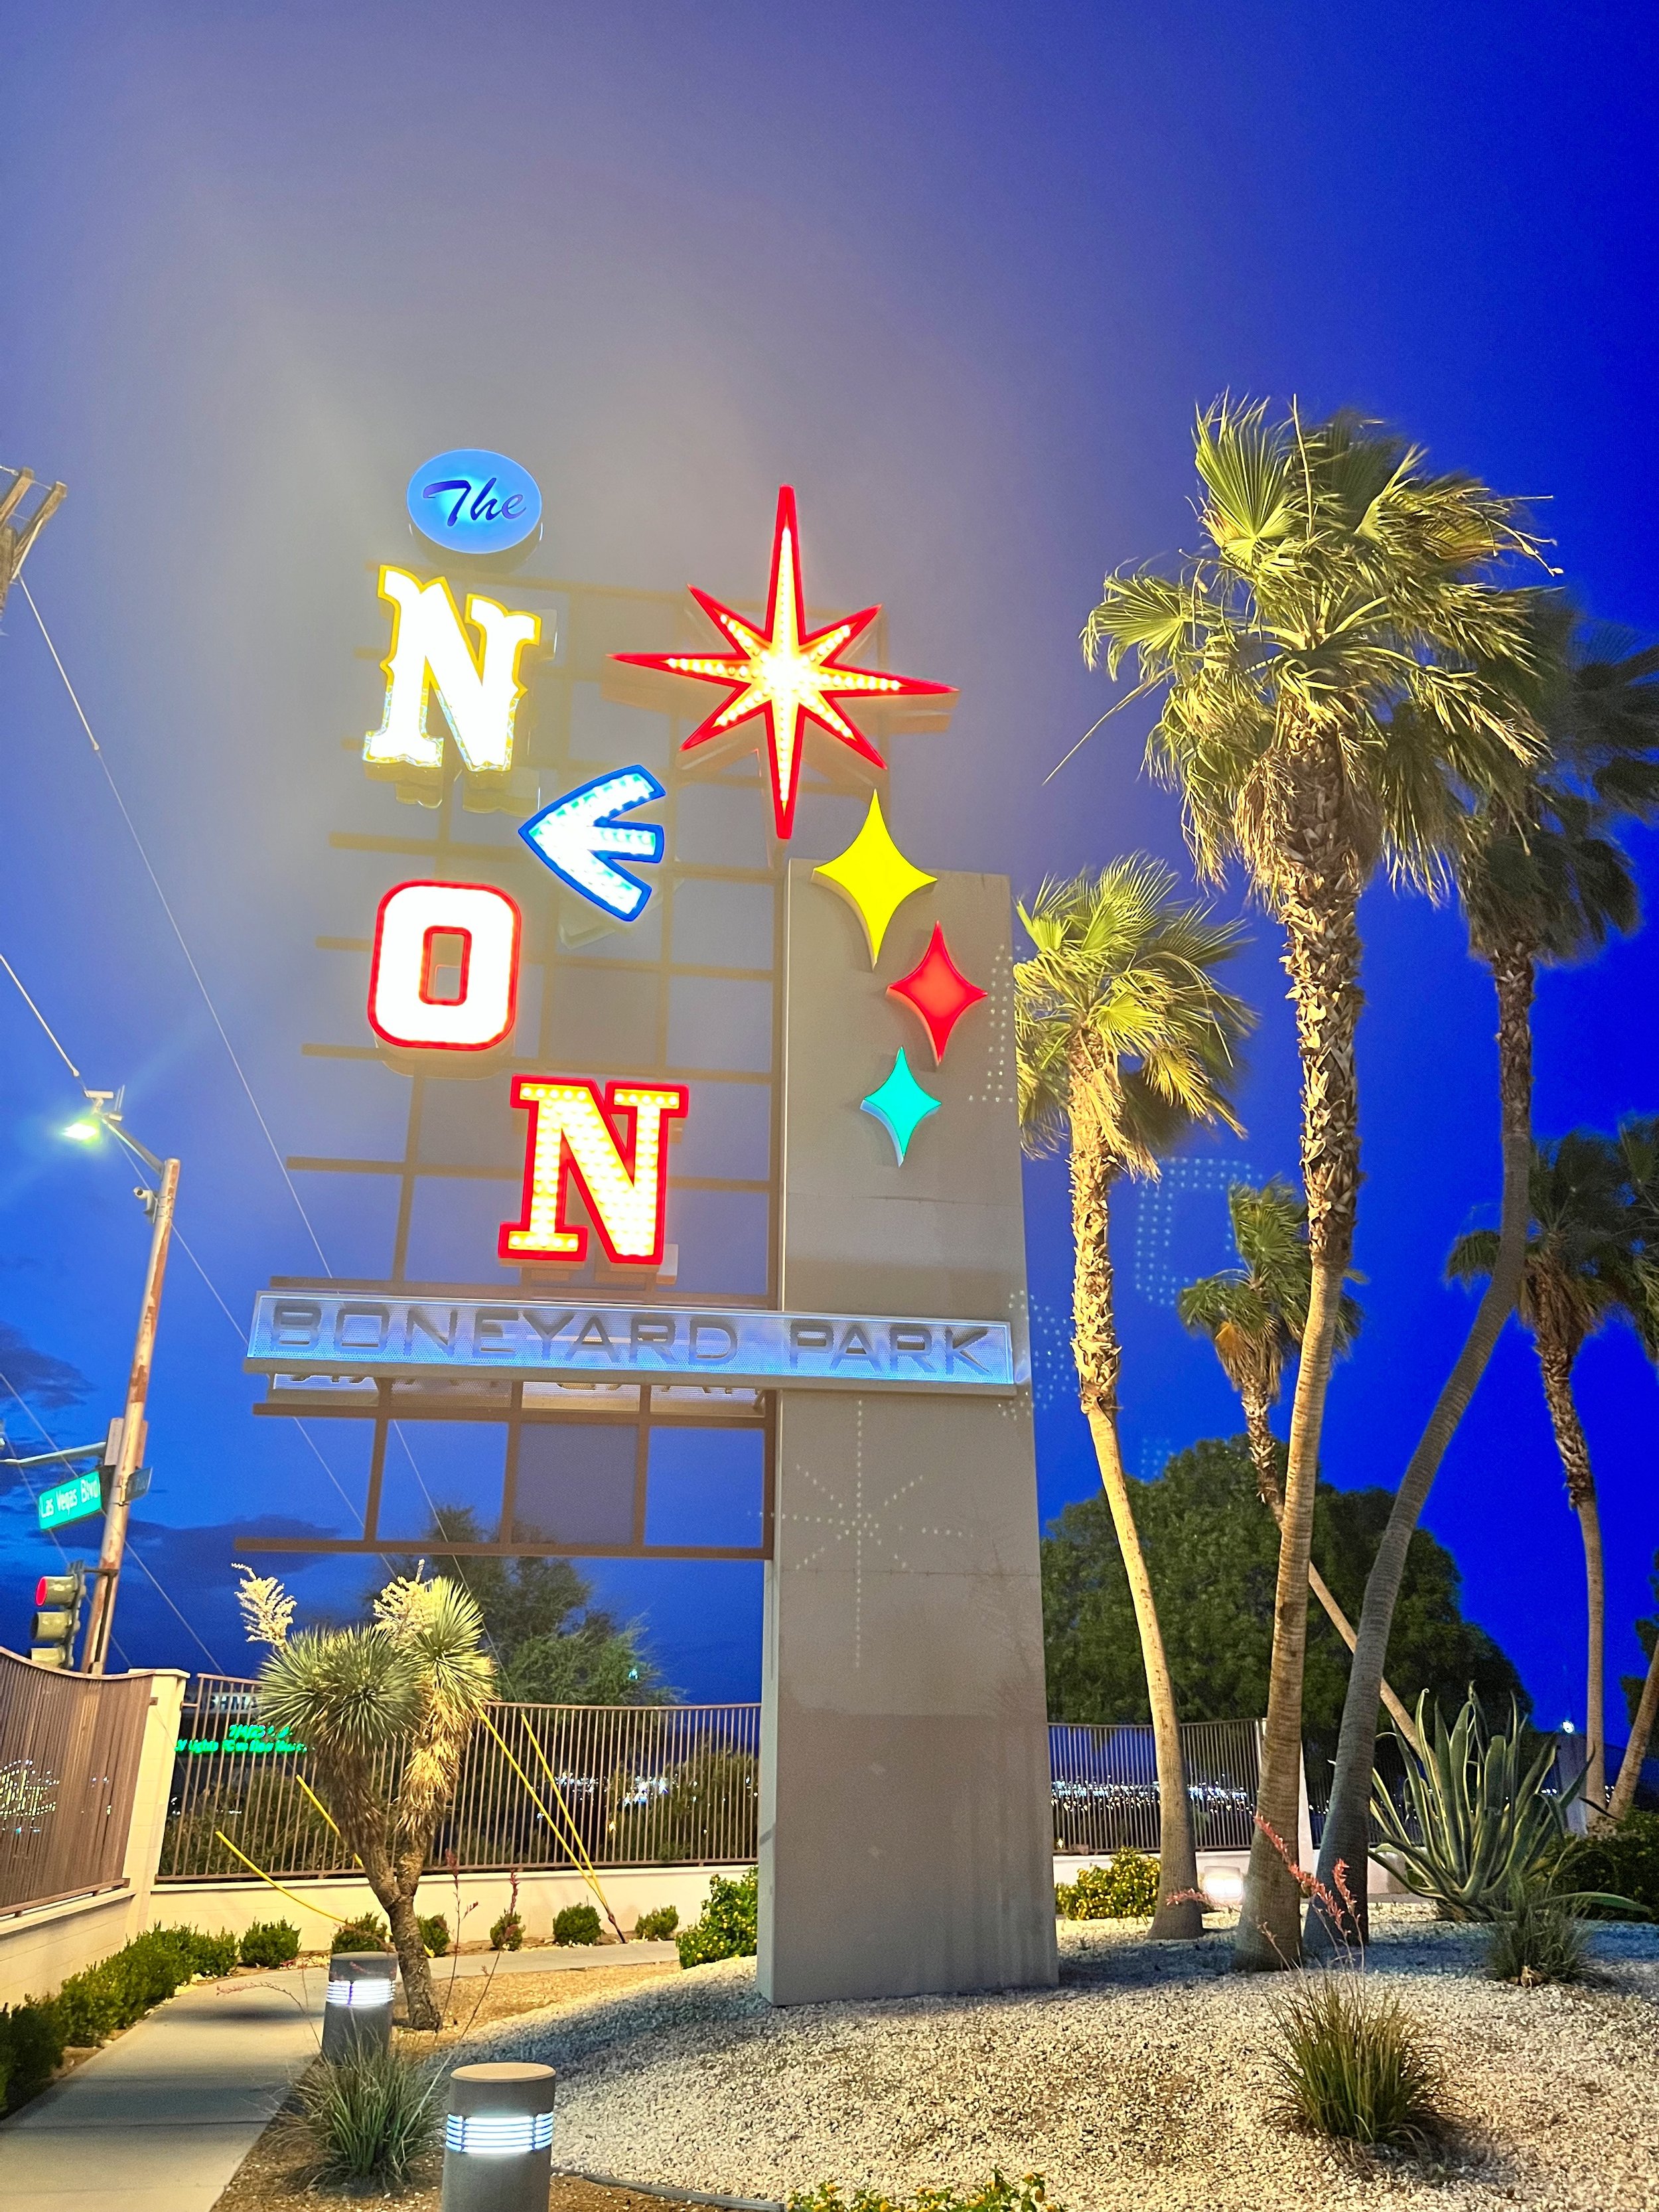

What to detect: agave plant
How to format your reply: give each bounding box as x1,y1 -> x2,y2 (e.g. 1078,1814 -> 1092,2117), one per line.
1371,1692 -> 1569,1920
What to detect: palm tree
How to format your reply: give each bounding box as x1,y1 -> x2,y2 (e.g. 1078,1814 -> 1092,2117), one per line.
1448,1132 -> 1638,1820
1015,856 -> 1252,1939
244,1569 -> 496,2028
1082,400 -> 1544,1964
1177,1181 -> 1418,1739
1314,620 -> 1659,1931
1609,1114 -> 1659,1824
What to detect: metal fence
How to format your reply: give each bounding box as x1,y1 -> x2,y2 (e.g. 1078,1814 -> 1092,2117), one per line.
0,1645 -> 153,1914
161,1678 -> 761,1880
1050,1718 -> 1260,1855
161,1680 -> 1271,1883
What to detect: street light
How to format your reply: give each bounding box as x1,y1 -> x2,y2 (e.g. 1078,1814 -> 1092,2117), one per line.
60,1087 -> 180,1675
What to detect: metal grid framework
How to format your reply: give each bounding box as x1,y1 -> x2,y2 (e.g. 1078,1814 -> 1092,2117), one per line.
240,567 -> 887,1565
0,1647 -> 153,1913
159,1681 -> 1271,1880
1049,1718 -> 1262,1856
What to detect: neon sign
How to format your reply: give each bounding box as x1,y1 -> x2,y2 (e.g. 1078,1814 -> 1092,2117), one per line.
814,792 -> 936,960
861,1049 -> 940,1163
613,486 -> 955,840
364,567 -> 540,794
368,882 -> 522,1052
407,449 -> 542,557
889,924 -> 986,1063
500,1077 -> 688,1267
519,767 -> 666,922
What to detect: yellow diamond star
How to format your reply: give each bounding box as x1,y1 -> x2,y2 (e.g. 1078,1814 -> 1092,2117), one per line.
813,793 -> 936,964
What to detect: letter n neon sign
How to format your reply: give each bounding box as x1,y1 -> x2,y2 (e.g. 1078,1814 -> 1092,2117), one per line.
500,1078 -> 688,1267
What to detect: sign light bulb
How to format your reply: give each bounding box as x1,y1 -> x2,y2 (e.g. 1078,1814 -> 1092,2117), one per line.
501,1078 -> 688,1267
368,882 -> 521,1053
364,567 -> 539,792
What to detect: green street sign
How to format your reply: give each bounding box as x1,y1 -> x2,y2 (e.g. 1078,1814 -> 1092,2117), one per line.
37,1472 -> 102,1530
35,1464 -> 151,1532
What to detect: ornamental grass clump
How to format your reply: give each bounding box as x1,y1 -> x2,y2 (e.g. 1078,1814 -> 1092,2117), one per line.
1055,1852 -> 1162,1919
1270,1973 -> 1445,2151
1484,1883 -> 1589,1986
295,2047 -> 443,2186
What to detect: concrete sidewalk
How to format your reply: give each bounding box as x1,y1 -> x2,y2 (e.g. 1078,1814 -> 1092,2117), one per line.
0,1964 -> 326,2212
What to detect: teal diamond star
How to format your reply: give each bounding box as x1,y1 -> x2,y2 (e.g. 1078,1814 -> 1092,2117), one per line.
861,1047 -> 941,1164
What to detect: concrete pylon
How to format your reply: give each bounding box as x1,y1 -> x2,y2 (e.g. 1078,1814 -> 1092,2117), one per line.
759,863 -> 1057,2004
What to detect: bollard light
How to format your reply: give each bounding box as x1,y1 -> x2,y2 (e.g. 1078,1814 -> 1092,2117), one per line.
442,2062 -> 556,2212
321,1951 -> 399,2062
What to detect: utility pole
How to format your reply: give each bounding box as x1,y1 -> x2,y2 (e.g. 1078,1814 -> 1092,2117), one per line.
0,465 -> 66,618
80,1151 -> 180,1674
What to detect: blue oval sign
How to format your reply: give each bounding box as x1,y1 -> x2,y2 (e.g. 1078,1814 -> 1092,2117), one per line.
407,449 -> 541,557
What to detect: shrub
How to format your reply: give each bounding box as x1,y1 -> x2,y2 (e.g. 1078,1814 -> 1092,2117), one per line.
488,1910 -> 524,1952
1484,1885 -> 1588,1985
0,2001 -> 65,2115
295,2047 -> 443,2185
676,1868 -> 758,1968
554,1903 -> 601,1947
1055,1852 -> 1161,1920
1270,1973 -> 1445,2149
49,1927 -> 235,2048
634,1904 -> 680,1941
240,1921 -> 301,1969
1559,1808 -> 1659,1920
417,1913 -> 450,1957
1371,1692 -> 1568,1919
331,1915 -> 392,1954
788,2175 -> 1065,2212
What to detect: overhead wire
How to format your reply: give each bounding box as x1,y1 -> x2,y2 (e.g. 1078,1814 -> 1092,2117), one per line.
0,948 -> 80,1078
13,579 -> 451,1556
18,573 -> 332,1276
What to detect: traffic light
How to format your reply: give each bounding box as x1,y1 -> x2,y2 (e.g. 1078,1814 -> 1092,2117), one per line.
31,1568 -> 86,1669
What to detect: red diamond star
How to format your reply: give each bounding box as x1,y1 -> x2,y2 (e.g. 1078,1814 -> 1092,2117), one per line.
888,924 -> 986,1063
611,486 -> 955,840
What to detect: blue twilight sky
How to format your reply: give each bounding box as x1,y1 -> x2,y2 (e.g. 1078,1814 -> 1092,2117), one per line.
1,3 -> 1656,1723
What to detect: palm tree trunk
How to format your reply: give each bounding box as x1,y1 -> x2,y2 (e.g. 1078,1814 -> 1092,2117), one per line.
1241,1392 -> 1417,1747
1608,1635 -> 1659,1824
1538,1341 -> 1607,1820
1069,1128 -> 1202,1940
1236,869 -> 1363,1972
1307,942 -> 1533,1949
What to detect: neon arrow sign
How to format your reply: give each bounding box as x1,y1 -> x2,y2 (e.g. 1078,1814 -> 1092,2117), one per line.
518,767 -> 666,922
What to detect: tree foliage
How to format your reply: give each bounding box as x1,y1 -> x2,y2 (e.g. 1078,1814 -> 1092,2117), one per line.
418,1506 -> 668,1705
1041,1436 -> 1526,1751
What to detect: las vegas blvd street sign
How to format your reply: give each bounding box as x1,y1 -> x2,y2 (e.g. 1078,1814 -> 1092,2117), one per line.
246,1293 -> 1019,1394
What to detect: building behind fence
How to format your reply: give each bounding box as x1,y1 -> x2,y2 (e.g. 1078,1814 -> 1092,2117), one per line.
161,1677 -> 1265,1880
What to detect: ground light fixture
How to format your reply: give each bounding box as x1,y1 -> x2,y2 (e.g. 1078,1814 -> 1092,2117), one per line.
442,2063 -> 557,2212
321,1952 -> 399,2061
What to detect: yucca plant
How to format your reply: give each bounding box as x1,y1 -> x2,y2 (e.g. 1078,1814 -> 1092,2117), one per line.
1370,1692 -> 1567,1919
294,2048 -> 443,2185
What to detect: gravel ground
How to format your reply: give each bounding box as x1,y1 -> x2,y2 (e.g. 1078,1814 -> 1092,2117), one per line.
458,1907 -> 1659,2212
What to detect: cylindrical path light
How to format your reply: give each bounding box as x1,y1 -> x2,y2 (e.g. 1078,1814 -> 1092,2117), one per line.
321,1951 -> 399,2061
442,2062 -> 557,2212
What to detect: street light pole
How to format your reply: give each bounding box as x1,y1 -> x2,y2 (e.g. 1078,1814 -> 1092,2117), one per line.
80,1151 -> 180,1675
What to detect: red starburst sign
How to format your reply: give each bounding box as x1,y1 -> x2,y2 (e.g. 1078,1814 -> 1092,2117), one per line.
611,486 -> 955,839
